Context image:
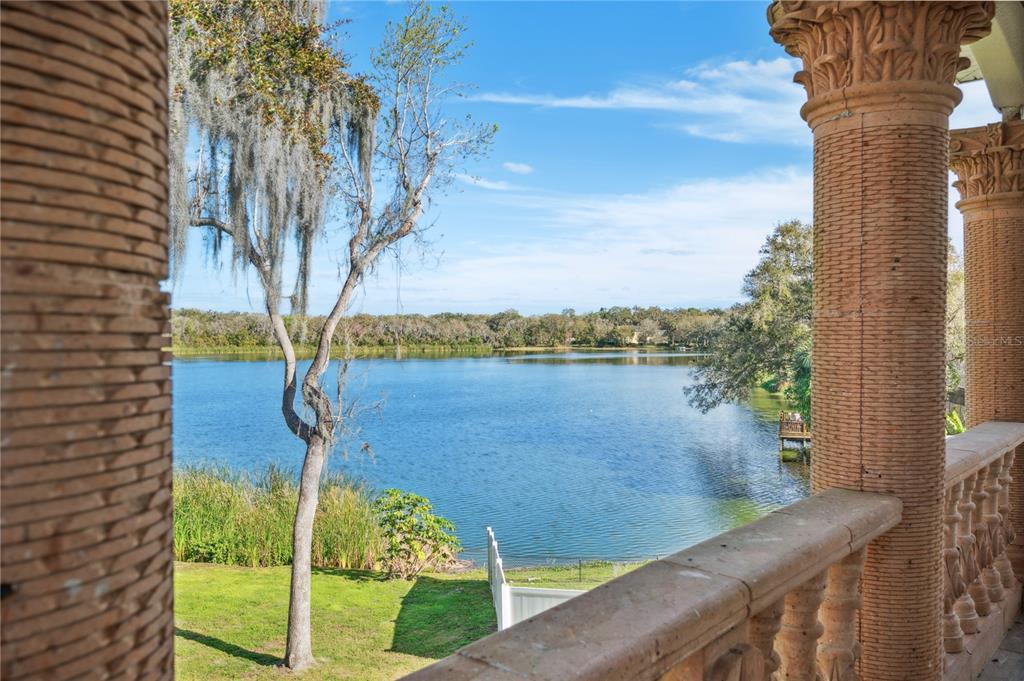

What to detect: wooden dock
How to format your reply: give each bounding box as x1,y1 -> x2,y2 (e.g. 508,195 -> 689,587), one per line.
779,411 -> 810,458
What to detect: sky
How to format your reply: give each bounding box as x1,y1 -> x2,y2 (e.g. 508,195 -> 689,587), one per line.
169,1 -> 1000,315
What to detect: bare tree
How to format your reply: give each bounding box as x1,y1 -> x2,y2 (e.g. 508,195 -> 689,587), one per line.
635,318 -> 667,346
169,1 -> 493,669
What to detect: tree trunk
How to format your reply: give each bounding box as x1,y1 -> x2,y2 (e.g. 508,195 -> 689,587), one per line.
284,437 -> 326,670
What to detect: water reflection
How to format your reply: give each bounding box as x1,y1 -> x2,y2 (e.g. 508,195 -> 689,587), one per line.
506,352 -> 702,366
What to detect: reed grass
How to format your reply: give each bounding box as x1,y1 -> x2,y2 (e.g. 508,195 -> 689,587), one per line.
174,465 -> 383,569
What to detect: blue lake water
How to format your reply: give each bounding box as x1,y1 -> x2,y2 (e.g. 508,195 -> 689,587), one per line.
172,351 -> 810,564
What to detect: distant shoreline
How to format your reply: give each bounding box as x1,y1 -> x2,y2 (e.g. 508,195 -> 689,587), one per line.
170,307 -> 723,357
169,344 -> 703,358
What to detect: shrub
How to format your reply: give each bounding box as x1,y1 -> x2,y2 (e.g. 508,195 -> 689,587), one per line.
374,489 -> 460,580
174,465 -> 382,568
945,410 -> 966,435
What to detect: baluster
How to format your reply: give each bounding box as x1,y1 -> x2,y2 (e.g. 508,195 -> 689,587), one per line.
664,629 -> 763,681
749,600 -> 783,681
970,471 -> 994,616
942,484 -> 966,653
777,572 -> 826,681
703,644 -> 762,681
817,549 -> 864,680
956,475 -> 981,632
983,462 -> 1005,603
995,450 -> 1017,589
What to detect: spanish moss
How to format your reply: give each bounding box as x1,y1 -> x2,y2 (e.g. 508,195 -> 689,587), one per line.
168,0 -> 376,316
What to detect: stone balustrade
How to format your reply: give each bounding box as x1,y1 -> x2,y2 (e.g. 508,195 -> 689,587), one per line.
405,423 -> 1024,681
407,488 -> 901,681
942,422 -> 1024,680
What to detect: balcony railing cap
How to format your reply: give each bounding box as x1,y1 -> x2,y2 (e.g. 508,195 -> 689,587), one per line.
666,488 -> 899,614
407,488 -> 901,681
945,421 -> 1024,487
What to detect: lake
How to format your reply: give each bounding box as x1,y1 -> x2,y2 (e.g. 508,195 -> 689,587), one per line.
172,351 -> 810,565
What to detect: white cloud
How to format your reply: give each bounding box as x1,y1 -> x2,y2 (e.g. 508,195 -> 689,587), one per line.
474,59 -> 1000,149
472,58 -> 810,145
359,167 -> 814,312
950,79 -> 999,130
502,161 -> 534,175
176,167 -> 815,313
176,81 -> 994,314
455,173 -> 518,191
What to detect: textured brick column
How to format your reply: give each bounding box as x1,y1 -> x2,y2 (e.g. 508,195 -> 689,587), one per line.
769,3 -> 993,680
950,120 -> 1024,574
0,2 -> 173,679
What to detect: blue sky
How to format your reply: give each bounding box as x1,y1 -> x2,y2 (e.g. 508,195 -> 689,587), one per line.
170,1 -> 998,315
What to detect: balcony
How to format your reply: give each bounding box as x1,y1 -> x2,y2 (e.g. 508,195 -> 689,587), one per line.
408,422 -> 1024,680
1,2 -> 1022,680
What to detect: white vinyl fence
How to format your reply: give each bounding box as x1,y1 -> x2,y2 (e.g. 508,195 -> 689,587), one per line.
485,527 -> 584,631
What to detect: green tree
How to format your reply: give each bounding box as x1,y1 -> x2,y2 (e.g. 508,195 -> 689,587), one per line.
169,1 -> 492,669
171,306 -> 726,351
686,223 -> 963,424
685,220 -> 813,418
785,337 -> 812,422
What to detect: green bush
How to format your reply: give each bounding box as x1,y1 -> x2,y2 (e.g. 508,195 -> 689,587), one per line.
374,489 -> 460,580
945,410 -> 966,435
174,465 -> 383,568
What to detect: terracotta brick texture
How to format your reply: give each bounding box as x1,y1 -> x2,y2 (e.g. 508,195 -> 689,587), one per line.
812,113 -> 952,680
769,2 -> 994,680
0,2 -> 173,679
949,120 -> 1024,575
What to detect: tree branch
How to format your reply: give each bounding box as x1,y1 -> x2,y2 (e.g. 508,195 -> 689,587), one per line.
191,216 -> 315,442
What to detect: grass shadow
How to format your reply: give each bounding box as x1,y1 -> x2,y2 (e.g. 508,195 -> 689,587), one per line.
312,566 -> 388,582
390,575 -> 496,659
175,627 -> 280,666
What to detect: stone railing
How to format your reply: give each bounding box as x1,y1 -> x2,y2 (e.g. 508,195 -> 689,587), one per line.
407,488 -> 901,680
942,422 -> 1024,679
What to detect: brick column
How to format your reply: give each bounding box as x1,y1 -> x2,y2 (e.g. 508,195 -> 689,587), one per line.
1,2 -> 173,679
949,120 -> 1024,574
769,3 -> 993,680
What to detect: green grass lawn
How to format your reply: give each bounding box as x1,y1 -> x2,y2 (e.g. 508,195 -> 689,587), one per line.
174,563 -> 495,680
174,560 -> 643,678
499,561 -> 646,590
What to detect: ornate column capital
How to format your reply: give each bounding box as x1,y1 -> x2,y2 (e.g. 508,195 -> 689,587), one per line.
768,1 -> 994,128
950,119 -> 1024,209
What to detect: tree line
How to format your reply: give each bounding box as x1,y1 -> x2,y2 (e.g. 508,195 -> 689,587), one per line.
171,306 -> 725,351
